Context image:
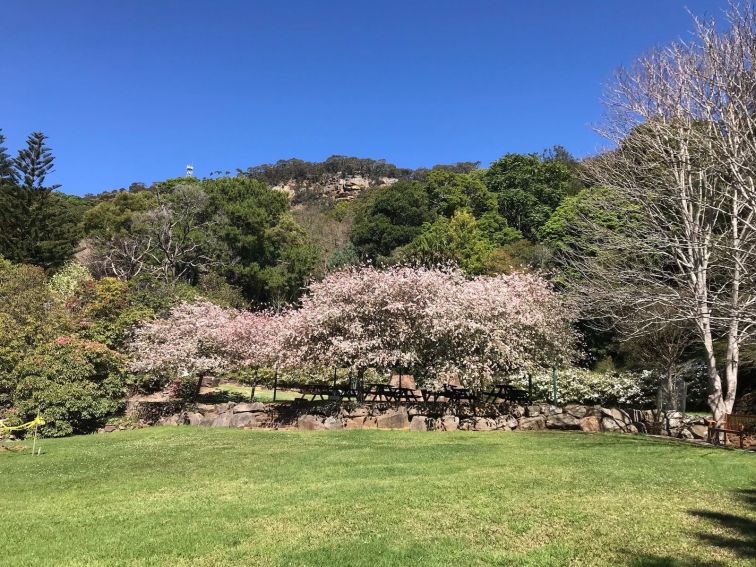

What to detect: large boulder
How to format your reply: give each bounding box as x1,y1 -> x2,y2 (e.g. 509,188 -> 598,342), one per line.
440,415 -> 459,431
690,424 -> 708,439
376,408 -> 410,429
518,416 -> 546,430
233,402 -> 266,413
579,416 -> 601,432
297,414 -> 325,430
323,417 -> 343,430
600,417 -> 622,432
564,404 -> 588,419
230,412 -> 259,428
546,413 -> 581,430
186,411 -> 204,426
211,413 -> 233,427
472,417 -> 497,431
409,416 -> 428,431
345,406 -> 369,418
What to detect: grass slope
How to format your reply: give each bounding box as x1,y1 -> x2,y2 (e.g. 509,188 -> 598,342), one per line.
1,428 -> 754,566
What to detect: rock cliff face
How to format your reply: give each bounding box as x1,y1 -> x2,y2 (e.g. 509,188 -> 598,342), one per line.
272,174 -> 398,202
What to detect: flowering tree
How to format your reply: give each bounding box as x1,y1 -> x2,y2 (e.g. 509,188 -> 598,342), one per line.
278,266 -> 576,390
279,266 -> 460,375
426,272 -> 576,389
127,301 -> 235,396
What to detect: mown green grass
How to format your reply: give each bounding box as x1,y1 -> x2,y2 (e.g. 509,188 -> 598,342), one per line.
1,428 -> 754,566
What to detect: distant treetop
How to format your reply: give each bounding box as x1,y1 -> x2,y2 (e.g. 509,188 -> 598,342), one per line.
237,155 -> 480,186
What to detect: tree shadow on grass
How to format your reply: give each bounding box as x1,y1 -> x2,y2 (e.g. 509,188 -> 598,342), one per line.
688,488 -> 756,562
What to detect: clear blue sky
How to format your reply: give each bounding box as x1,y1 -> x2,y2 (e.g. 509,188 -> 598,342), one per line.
1,0 -> 730,196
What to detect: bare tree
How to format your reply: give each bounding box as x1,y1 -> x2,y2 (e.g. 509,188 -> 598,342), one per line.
573,4 -> 756,420
90,184 -> 227,284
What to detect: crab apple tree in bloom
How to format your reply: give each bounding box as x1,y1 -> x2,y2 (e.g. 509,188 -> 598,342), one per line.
278,265 -> 576,389
127,301 -> 236,391
215,309 -> 286,369
426,272 -> 577,389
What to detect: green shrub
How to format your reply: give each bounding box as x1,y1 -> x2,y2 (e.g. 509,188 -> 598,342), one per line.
512,368 -> 656,407
13,337 -> 127,437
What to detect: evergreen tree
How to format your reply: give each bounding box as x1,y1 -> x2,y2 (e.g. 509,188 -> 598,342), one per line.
13,131 -> 57,190
0,129 -> 14,182
0,131 -> 81,269
0,130 -> 22,260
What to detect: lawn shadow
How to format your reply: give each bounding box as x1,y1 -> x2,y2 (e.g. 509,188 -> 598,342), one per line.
627,555 -> 721,567
688,488 -> 756,562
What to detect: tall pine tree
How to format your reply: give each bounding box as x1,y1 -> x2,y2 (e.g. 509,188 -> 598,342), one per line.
0,131 -> 82,269
13,131 -> 57,189
0,130 -> 22,260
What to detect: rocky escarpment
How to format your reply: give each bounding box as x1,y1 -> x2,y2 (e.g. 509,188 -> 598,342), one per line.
123,400 -> 711,441
272,174 -> 398,202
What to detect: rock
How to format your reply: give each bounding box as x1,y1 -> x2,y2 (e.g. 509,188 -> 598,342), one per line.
472,417 -> 496,431
211,413 -> 233,428
376,408 -> 410,429
526,405 -> 543,417
346,406 -> 369,418
103,424 -> 117,433
546,405 -> 563,416
518,416 -> 546,430
494,416 -> 516,430
511,405 -> 525,418
667,411 -> 684,429
230,412 -> 258,428
297,414 -> 324,430
579,416 -> 601,432
441,415 -> 459,431
323,417 -> 343,430
565,404 -> 588,419
344,417 -> 366,429
690,424 -> 708,439
458,420 -> 474,431
409,416 -> 428,431
233,402 -> 266,413
159,414 -> 182,426
186,412 -> 205,425
196,404 -> 218,414
600,417 -> 622,432
546,413 -> 581,430
679,428 -> 694,440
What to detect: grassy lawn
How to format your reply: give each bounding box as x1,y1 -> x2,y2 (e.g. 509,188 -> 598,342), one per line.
1,428 -> 754,566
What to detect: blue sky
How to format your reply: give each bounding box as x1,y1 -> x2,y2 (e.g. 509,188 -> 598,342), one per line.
1,0 -> 731,196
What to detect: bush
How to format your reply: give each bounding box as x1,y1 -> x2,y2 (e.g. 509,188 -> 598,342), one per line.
13,337 -> 127,437
512,368 -> 657,407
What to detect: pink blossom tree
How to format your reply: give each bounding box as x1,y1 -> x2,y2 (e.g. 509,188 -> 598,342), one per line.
127,301 -> 236,397
277,266 -> 576,390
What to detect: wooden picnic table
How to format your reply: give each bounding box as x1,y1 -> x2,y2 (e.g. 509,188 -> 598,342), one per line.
485,383 -> 530,404
421,384 -> 476,404
296,384 -> 359,402
363,384 -> 421,403
363,383 -> 395,402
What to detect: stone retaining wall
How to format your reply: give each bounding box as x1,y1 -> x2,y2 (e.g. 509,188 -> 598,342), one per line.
132,400 -> 709,441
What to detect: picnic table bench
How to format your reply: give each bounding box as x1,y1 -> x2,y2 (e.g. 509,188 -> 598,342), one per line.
295,384 -> 360,402
363,384 -> 421,403
705,414 -> 756,449
485,383 -> 530,404
420,384 -> 476,404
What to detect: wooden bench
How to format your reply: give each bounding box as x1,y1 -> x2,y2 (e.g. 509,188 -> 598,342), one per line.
706,414 -> 756,449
